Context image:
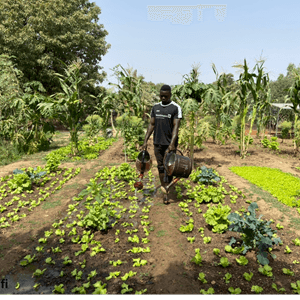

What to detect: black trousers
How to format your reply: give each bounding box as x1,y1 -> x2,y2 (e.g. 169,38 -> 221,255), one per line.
153,144 -> 176,183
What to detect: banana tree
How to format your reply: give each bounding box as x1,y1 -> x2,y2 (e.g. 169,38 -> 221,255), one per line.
91,89 -> 120,137
233,58 -> 271,159
38,59 -> 87,156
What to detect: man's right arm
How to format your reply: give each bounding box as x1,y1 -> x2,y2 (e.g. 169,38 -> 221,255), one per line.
141,117 -> 155,149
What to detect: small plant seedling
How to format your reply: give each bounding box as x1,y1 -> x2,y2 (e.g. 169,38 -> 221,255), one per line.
198,272 -> 207,283
282,268 -> 294,276
291,280 -> 300,294
200,287 -> 215,294
272,283 -> 286,293
213,248 -> 220,256
228,287 -> 241,294
258,265 -> 273,277
218,257 -> 231,268
224,273 -> 232,283
251,285 -> 263,294
284,245 -> 292,253
276,223 -> 284,229
243,272 -> 253,281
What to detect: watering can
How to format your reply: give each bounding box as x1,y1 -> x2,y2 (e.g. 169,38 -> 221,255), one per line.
134,150 -> 152,190
161,149 -> 192,194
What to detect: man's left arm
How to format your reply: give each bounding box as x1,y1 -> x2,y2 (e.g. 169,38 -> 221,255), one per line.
168,118 -> 181,151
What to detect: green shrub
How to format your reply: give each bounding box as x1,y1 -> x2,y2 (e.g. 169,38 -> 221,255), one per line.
278,121 -> 292,139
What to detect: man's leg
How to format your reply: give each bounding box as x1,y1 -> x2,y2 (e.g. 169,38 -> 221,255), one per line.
154,144 -> 169,189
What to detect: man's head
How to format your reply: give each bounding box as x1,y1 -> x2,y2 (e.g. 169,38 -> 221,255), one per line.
160,85 -> 171,105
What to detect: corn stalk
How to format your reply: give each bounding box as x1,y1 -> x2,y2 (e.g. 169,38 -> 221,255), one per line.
233,58 -> 271,159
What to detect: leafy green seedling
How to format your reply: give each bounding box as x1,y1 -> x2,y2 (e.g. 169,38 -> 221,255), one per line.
121,283 -> 133,294
271,283 -> 286,293
109,259 -> 123,267
291,280 -> 300,294
121,271 -> 137,281
79,259 -> 86,269
128,235 -> 139,243
191,248 -> 202,266
87,270 -> 97,281
45,257 -> 55,265
236,256 -> 248,266
105,271 -> 120,280
63,256 -> 72,265
200,287 -> 214,294
33,268 -> 47,277
20,254 -> 36,266
51,247 -> 62,253
251,285 -> 263,293
92,281 -> 107,294
187,237 -> 195,243
225,245 -> 232,253
293,260 -> 300,264
218,257 -> 231,268
135,289 -> 147,294
243,272 -> 253,281
292,238 -> 300,246
133,258 -> 147,267
282,268 -> 294,276
198,272 -> 207,283
213,248 -> 220,256
53,284 -> 65,294
224,273 -> 232,283
228,287 -> 241,294
203,237 -> 211,244
258,265 -> 273,277
276,223 -> 284,229
285,245 -> 292,253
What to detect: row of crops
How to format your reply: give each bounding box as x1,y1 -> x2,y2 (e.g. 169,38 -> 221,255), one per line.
1,126 -> 300,294
1,153 -> 300,293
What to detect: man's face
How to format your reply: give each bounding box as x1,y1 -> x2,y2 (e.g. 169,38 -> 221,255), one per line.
160,90 -> 171,104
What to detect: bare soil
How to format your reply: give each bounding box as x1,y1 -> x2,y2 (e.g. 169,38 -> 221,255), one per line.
0,130 -> 300,294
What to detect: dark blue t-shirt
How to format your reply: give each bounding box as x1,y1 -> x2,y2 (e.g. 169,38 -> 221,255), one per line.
150,101 -> 182,146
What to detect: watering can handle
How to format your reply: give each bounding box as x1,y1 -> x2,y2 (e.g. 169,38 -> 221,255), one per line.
163,148 -> 183,167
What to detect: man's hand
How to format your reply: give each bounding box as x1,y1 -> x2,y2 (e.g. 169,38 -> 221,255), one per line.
166,143 -> 176,153
140,142 -> 147,152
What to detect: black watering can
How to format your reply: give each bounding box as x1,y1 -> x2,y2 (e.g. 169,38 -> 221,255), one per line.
161,149 -> 192,194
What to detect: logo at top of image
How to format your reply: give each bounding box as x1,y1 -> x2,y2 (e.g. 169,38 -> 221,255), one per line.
168,114 -> 171,118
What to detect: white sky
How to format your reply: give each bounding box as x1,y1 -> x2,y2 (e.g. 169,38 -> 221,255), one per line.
95,0 -> 300,90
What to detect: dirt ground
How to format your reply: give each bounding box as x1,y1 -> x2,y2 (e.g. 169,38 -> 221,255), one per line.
0,129 -> 300,294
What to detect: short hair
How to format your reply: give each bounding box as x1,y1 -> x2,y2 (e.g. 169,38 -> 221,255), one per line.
160,85 -> 171,93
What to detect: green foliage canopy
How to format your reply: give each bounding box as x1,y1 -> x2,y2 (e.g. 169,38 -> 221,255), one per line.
0,0 -> 111,97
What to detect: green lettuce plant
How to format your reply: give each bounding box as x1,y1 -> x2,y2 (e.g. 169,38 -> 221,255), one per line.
236,256 -> 248,266
218,257 -> 231,268
200,287 -> 214,294
258,265 -> 273,277
282,268 -> 294,276
228,287 -> 241,294
271,283 -> 286,293
198,272 -> 207,283
203,203 -> 231,233
191,248 -> 202,266
243,272 -> 253,281
224,272 -> 232,283
251,285 -> 263,294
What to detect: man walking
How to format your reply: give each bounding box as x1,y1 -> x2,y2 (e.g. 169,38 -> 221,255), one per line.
140,85 -> 182,204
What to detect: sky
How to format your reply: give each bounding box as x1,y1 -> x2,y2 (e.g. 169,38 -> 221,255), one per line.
95,0 -> 300,91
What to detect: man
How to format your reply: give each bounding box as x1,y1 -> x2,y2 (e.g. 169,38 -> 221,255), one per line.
140,85 -> 182,204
